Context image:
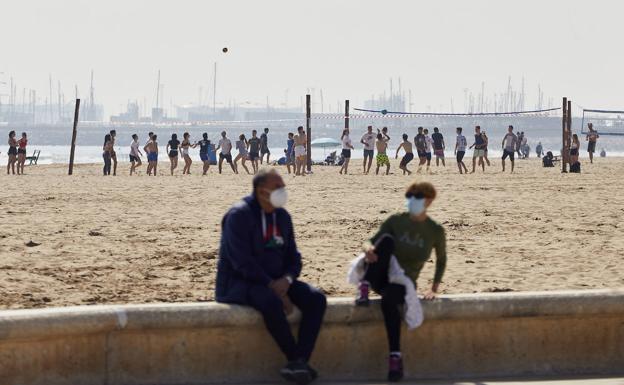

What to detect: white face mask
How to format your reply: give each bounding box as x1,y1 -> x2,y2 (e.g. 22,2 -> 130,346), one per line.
406,197 -> 426,216
269,187 -> 288,208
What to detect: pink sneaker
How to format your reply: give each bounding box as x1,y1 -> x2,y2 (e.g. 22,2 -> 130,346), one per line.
388,354 -> 404,382
355,281 -> 370,306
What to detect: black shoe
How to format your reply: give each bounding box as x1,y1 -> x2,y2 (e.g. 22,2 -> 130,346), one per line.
280,360 -> 313,385
306,363 -> 318,381
387,354 -> 404,382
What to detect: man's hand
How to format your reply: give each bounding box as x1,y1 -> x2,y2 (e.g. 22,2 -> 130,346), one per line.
269,277 -> 291,297
281,295 -> 295,315
424,283 -> 440,300
364,246 -> 378,263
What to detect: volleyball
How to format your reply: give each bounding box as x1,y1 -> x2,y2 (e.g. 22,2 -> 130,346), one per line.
222,47 -> 228,53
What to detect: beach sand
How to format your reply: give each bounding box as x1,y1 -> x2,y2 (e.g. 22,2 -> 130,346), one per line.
0,157 -> 623,309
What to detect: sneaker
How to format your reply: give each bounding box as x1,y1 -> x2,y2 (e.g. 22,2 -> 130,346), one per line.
355,281 -> 370,306
387,354 -> 404,382
280,359 -> 313,385
306,363 -> 318,381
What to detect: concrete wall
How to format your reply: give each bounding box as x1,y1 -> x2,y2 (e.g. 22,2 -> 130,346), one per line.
0,289 -> 623,385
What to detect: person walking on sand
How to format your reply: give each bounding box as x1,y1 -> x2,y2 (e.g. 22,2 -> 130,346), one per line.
285,132 -> 295,174
180,132 -> 193,175
536,142 -> 544,158
217,131 -> 237,174
570,134 -> 580,165
196,133 -> 212,175
248,130 -> 261,174
16,132 -> 28,175
103,134 -> 113,176
354,181 -> 446,382
109,130 -> 118,176
260,127 -> 271,165
469,126 -> 486,173
431,127 -> 445,167
235,134 -> 251,175
129,134 -> 143,176
586,123 -> 599,164
454,127 -> 468,174
414,126 -> 427,173
6,131 -> 18,175
339,129 -> 354,175
167,133 -> 180,176
501,125 -> 517,173
515,131 -> 523,159
423,128 -> 433,173
294,126 -> 307,176
482,131 -> 491,167
144,134 -> 159,176
360,126 -> 376,174
216,169 -> 327,384
395,133 -> 414,175
375,133 -> 391,175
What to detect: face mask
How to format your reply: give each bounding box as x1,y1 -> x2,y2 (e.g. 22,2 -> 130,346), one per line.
269,188 -> 288,208
406,197 -> 425,216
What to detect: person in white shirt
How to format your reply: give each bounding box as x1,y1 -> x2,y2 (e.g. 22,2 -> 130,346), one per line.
216,131 -> 237,174
454,127 -> 468,174
501,125 -> 517,173
339,129 -> 354,175
129,134 -> 143,175
423,128 -> 433,173
360,126 -> 376,174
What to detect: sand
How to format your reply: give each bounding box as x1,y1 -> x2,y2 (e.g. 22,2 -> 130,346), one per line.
0,157 -> 623,309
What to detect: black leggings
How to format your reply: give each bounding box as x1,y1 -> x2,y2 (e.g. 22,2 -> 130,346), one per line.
364,235 -> 406,352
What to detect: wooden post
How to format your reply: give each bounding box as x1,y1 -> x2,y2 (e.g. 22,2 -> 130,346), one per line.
345,100 -> 350,130
561,97 -> 567,173
68,98 -> 81,175
306,94 -> 312,172
567,100 -> 572,164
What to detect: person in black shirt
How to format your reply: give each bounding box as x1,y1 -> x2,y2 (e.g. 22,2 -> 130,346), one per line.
167,133 -> 180,176
414,127 -> 427,173
431,127 -> 445,167
196,132 -> 212,175
469,126 -> 486,173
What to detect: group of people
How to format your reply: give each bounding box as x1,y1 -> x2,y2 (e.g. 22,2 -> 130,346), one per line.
216,168 -> 446,383
5,131 -> 29,175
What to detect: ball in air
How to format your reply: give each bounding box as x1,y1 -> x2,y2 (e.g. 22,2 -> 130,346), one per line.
222,47 -> 228,53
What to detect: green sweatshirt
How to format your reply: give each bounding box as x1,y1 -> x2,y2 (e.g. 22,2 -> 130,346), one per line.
371,213 -> 447,283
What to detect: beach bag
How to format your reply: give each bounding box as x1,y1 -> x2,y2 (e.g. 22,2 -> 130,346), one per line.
542,156 -> 554,168
570,161 -> 581,173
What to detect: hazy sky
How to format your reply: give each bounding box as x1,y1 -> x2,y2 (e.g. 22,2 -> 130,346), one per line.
2,0 -> 623,116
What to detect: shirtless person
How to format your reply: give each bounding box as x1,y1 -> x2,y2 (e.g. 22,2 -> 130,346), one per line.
294,126 -> 307,176
375,133 -> 390,175
586,123 -> 599,164
144,134 -> 158,176
109,130 -> 118,176
217,131 -> 237,174
395,133 -> 414,175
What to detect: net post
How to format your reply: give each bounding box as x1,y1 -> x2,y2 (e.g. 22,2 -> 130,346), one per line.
345,100 -> 350,130
306,94 -> 311,172
68,98 -> 81,175
561,97 -> 567,173
567,100 -> 572,164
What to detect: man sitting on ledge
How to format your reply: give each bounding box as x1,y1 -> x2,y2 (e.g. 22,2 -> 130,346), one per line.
216,168 -> 327,385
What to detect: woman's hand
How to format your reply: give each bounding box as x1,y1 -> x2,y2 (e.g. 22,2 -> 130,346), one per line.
364,246 -> 378,263
424,283 -> 440,300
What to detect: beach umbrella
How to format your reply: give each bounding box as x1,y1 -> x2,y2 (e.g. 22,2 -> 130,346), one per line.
311,137 -> 341,156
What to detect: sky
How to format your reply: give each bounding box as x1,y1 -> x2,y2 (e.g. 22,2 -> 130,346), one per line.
1,0 -> 623,117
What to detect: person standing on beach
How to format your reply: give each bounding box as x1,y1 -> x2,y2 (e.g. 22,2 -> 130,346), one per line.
129,134 -> 143,176
570,134 -> 580,164
16,132 -> 28,175
536,142 -> 544,158
515,131 -> 523,158
586,123 -> 599,163
294,126 -> 307,176
6,131 -> 18,175
360,126 -> 376,174
414,126 -> 427,173
501,125 -> 517,173
375,133 -> 391,175
454,127 -> 468,174
285,132 -> 295,174
235,134 -> 251,175
217,131 -> 236,174
167,134 -> 180,176
109,130 -> 118,176
196,133 -> 212,175
181,132 -> 193,175
469,126 -> 486,173
103,134 -> 113,176
482,131 -> 491,166
355,181 -> 446,382
260,127 -> 271,165
423,128 -> 433,173
216,169 -> 327,384
248,130 -> 262,174
144,134 -> 158,176
339,129 -> 354,175
431,127 -> 445,167
395,133 -> 414,175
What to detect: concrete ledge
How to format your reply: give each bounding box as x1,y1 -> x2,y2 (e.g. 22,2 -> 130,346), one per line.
1,289 -> 623,384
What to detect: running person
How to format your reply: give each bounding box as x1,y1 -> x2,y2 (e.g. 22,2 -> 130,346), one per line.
196,133 -> 212,175
431,127 -> 445,167
167,133 -> 180,176
395,133 -> 414,175
129,134 -> 143,175
294,126 -> 307,176
339,129 -> 354,175
414,127 -> 426,173
144,134 -> 158,176
454,127 -> 468,174
260,127 -> 270,164
217,131 -> 236,174
16,132 -> 28,175
501,125 -> 517,173
586,123 -> 599,164
234,134 -> 251,175
469,126 -> 486,173
180,132 -> 193,175
360,126 -> 376,174
248,130 -> 261,174
375,133 -> 390,175
355,182 -> 446,382
6,131 -> 17,175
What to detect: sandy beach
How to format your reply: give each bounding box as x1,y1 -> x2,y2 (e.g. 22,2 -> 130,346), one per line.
0,157 -> 622,309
